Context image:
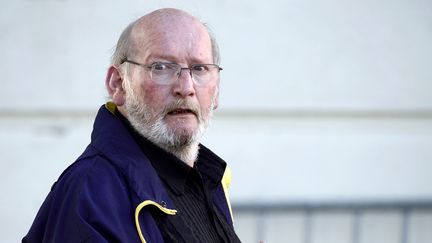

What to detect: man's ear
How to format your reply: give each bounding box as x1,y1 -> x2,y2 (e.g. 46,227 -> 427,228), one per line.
105,65 -> 126,106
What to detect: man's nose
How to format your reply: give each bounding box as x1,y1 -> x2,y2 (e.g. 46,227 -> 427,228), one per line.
172,68 -> 195,97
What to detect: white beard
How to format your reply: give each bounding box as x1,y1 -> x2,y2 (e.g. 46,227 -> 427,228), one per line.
122,79 -> 215,164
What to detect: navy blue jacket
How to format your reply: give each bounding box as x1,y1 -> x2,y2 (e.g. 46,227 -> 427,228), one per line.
23,104 -> 234,243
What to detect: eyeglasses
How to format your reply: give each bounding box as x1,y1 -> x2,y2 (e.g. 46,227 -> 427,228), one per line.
122,59 -> 223,85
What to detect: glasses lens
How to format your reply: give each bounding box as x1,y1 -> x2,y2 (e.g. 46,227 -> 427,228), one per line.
191,64 -> 220,84
150,63 -> 179,84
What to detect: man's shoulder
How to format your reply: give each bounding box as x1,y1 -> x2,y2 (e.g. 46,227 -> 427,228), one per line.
23,146 -> 140,242
48,144 -> 128,199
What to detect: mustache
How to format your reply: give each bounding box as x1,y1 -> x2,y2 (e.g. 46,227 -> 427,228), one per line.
162,99 -> 201,118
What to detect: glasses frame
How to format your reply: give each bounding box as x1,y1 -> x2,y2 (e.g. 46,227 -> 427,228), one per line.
121,59 -> 223,85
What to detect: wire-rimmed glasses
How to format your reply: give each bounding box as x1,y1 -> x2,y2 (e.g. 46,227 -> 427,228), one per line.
122,59 -> 222,85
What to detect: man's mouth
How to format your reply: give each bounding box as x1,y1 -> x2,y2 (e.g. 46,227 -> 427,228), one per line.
167,108 -> 196,116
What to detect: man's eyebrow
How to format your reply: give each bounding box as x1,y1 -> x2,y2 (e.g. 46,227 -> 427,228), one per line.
148,54 -> 208,64
148,54 -> 178,62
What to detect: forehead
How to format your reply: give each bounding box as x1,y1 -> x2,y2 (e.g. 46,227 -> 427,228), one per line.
132,17 -> 213,63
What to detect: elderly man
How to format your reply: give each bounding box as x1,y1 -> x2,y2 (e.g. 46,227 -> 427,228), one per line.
23,8 -> 241,243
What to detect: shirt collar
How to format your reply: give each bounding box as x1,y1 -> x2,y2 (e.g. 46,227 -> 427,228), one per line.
195,144 -> 227,189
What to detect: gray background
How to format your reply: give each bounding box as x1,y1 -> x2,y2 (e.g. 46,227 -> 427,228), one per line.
1,0 -> 431,242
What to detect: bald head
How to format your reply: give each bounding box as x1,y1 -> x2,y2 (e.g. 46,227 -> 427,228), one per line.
111,8 -> 220,67
136,8 -> 199,34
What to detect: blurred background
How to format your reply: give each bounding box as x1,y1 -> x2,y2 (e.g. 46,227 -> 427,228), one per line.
1,0 -> 432,242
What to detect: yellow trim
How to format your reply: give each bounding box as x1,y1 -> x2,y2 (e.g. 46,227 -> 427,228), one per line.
105,101 -> 117,114
134,200 -> 177,243
221,166 -> 234,224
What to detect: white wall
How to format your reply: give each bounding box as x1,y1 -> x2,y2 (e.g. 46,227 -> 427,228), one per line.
1,0 -> 432,241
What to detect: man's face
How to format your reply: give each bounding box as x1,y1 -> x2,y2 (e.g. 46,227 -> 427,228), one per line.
122,20 -> 219,149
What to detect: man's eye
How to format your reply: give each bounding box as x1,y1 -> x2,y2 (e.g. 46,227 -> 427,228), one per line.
152,63 -> 168,71
192,65 -> 208,72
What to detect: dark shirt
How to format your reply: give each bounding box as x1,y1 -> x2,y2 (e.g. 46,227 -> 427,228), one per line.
118,112 -> 241,243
